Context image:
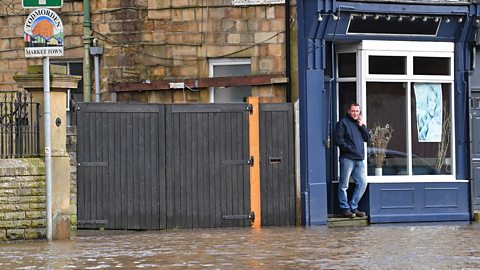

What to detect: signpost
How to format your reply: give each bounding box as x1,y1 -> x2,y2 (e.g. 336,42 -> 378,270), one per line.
24,7 -> 64,242
22,0 -> 63,8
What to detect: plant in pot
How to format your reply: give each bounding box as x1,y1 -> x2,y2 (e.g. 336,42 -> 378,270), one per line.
369,123 -> 394,176
434,106 -> 451,174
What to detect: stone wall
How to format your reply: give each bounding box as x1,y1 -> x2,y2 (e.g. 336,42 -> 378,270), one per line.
0,158 -> 46,241
67,125 -> 77,229
0,0 -> 291,103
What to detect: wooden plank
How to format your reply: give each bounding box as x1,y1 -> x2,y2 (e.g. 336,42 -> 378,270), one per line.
165,106 -> 175,229
248,97 -> 261,229
276,111 -> 287,225
174,113 -> 183,228
158,105 -> 166,229
100,113 -> 109,229
287,105 -> 296,225
198,113 -> 206,228
107,113 -> 115,229
115,112 -> 123,229
191,113 -> 199,228
76,110 -> 85,228
110,75 -> 288,92
208,112 -> 216,228
137,113 -> 146,229
214,113 -> 221,227
87,112 -> 95,229
259,109 -> 268,225
143,113 -> 152,229
185,113 -> 193,229
243,111 -> 250,227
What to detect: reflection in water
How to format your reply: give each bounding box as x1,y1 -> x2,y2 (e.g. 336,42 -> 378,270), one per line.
0,223 -> 480,269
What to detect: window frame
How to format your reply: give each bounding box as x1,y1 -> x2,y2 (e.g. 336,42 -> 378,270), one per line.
208,58 -> 252,103
337,41 -> 457,183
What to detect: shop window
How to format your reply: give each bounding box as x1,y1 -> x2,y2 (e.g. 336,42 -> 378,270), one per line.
369,56 -> 406,75
413,57 -> 450,75
366,82 -> 408,176
410,83 -> 452,175
209,59 -> 251,103
337,41 -> 455,180
338,53 -> 356,78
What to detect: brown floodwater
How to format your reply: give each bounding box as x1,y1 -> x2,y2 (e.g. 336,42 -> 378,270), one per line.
1,222 -> 480,269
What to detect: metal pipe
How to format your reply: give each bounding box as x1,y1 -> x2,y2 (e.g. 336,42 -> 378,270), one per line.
43,57 -> 52,242
83,0 -> 92,102
285,0 -> 291,102
94,55 -> 100,102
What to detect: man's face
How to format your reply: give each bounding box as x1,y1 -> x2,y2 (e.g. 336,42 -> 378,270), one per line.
348,105 -> 361,120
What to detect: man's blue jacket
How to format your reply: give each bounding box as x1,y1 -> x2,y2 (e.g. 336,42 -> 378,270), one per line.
334,114 -> 370,160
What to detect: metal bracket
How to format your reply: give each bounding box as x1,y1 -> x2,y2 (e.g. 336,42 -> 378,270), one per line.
222,212 -> 255,222
245,104 -> 253,114
247,156 -> 254,166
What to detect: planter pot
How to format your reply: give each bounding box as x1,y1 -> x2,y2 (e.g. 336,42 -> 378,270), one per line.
375,167 -> 382,176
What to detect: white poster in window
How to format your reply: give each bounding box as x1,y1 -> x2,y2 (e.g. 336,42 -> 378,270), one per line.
414,83 -> 442,142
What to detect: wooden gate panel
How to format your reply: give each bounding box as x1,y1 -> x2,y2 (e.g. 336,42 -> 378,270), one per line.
77,104 -> 164,229
165,105 -> 250,229
260,103 -> 296,226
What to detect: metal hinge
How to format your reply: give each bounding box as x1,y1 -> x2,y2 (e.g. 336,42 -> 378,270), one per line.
245,104 -> 253,114
223,156 -> 254,166
77,220 -> 108,225
223,212 -> 255,222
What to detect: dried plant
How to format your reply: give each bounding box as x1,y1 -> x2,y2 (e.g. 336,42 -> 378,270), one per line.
369,124 -> 394,168
435,106 -> 451,171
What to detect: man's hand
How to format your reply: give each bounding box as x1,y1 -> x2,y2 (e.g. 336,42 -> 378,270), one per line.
357,114 -> 363,126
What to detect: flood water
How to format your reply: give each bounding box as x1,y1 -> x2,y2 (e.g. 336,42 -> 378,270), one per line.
1,222 -> 480,269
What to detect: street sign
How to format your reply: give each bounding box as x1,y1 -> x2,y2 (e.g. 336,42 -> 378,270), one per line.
23,0 -> 63,8
24,8 -> 64,57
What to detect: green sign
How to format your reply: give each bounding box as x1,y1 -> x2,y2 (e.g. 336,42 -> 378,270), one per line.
22,0 -> 63,8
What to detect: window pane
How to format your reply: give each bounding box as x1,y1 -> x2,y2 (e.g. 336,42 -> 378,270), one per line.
338,53 -> 356,78
367,82 -> 407,176
369,56 -> 406,75
413,57 -> 450,75
338,82 -> 356,115
212,62 -> 251,103
411,83 -> 452,175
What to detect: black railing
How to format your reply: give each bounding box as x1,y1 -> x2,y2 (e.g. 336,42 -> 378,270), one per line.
0,91 -> 40,158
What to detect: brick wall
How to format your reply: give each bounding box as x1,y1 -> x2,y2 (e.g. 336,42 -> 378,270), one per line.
0,158 -> 46,241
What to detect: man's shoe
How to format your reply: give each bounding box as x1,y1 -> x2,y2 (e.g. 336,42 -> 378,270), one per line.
343,210 -> 356,218
353,210 -> 366,218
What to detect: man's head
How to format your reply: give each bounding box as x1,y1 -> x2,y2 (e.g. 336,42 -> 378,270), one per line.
348,103 -> 361,120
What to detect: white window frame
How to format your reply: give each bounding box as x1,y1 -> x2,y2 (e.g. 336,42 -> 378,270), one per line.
208,58 -> 251,103
337,41 -> 460,183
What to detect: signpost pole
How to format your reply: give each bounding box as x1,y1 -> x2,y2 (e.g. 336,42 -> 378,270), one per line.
43,56 -> 52,242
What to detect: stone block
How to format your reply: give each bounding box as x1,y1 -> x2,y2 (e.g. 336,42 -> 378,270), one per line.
5,212 -> 26,221
258,19 -> 271,32
148,0 -> 171,9
227,33 -> 241,44
254,32 -> 278,44
26,211 -> 46,220
0,229 -> 6,241
0,220 -> 30,229
266,6 -> 276,19
25,228 -> 46,240
227,7 -> 242,19
148,9 -> 171,20
31,219 -> 47,228
6,229 -> 24,241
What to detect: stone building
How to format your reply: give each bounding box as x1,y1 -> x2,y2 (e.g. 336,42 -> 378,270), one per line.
0,0 -> 296,105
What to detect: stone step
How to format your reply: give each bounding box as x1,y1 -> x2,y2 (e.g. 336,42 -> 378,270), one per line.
327,214 -> 369,227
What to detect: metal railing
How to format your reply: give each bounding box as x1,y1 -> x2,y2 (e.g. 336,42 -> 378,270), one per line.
0,91 -> 40,158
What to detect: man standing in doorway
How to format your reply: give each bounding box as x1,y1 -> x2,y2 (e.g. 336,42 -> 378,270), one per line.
334,103 -> 369,218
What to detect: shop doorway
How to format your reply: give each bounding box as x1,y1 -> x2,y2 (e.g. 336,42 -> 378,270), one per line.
471,93 -> 480,210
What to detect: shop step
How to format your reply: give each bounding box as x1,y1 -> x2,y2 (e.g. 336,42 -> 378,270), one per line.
327,214 -> 369,227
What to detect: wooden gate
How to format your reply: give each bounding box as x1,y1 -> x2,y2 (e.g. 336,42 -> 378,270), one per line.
76,102 -> 295,229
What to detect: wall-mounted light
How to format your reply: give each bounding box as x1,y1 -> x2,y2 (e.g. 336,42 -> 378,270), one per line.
458,17 -> 463,23
374,15 -> 380,20
476,19 -> 480,24
361,14 -> 367,20
434,17 -> 440,22
386,15 -> 391,21
445,17 -> 450,23
349,14 -> 355,20
332,14 -> 339,20
398,16 -> 403,22
410,16 -> 416,22
318,14 -> 323,21
422,16 -> 428,22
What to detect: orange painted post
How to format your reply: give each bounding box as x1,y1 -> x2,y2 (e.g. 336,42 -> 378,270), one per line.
247,96 -> 261,229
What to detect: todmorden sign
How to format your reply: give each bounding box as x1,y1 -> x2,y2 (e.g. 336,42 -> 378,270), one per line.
22,0 -> 63,8
24,8 -> 64,57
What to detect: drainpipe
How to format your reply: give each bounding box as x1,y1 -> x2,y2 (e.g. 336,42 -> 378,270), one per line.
285,0 -> 292,102
83,0 -> 92,102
